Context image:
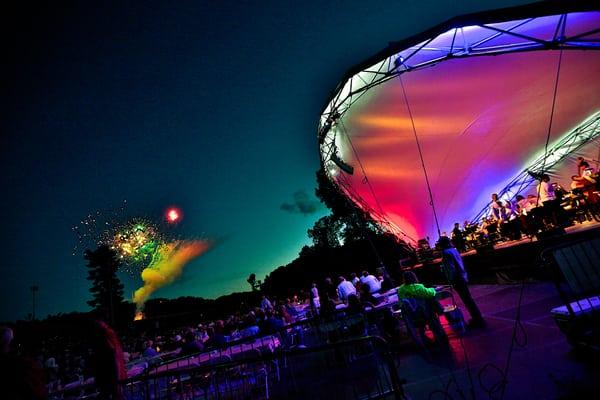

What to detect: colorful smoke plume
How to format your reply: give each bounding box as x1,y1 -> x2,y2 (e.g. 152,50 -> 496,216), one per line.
133,240 -> 212,308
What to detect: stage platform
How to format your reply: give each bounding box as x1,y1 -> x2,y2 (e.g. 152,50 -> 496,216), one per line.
398,283 -> 600,399
414,220 -> 600,285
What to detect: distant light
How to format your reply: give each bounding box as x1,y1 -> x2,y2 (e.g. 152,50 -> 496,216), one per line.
166,208 -> 181,223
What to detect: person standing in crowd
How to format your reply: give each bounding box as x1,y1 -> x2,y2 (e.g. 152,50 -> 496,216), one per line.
336,276 -> 357,303
360,270 -> 381,294
438,237 -> 486,328
310,283 -> 320,314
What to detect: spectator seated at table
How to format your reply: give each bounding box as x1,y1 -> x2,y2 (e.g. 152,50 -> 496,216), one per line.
397,271 -> 448,347
337,276 -> 357,303
346,294 -> 365,315
317,291 -> 337,318
284,298 -> 299,317
278,305 -> 295,325
179,330 -> 204,356
141,340 -> 159,358
211,320 -> 228,347
360,270 -> 382,294
357,283 -> 380,308
260,309 -> 285,335
239,314 -> 260,338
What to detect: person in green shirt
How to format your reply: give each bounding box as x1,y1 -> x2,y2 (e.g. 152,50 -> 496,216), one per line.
397,271 -> 448,346
397,271 -> 437,300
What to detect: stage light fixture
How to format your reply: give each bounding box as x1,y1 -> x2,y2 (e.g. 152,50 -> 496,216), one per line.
331,152 -> 354,175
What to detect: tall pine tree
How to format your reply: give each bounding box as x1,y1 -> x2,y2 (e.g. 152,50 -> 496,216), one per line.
85,245 -> 124,325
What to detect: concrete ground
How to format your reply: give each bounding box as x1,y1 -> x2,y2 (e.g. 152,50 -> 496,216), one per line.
395,283 -> 600,400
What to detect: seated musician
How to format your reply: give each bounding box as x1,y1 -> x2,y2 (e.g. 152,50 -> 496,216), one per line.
577,157 -> 589,177
515,195 -> 536,214
515,195 -> 533,236
571,165 -> 598,203
571,175 -> 587,190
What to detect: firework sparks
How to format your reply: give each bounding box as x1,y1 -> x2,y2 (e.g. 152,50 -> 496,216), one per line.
72,200 -> 128,256
111,219 -> 162,265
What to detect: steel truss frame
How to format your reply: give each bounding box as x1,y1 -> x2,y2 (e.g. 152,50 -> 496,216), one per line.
318,2 -> 600,241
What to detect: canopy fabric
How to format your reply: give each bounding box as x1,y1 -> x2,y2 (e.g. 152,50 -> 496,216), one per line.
320,10 -> 600,243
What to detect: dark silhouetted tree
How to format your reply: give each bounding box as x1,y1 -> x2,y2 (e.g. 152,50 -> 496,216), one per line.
246,273 -> 262,291
85,245 -> 124,326
313,168 -> 383,245
307,215 -> 344,248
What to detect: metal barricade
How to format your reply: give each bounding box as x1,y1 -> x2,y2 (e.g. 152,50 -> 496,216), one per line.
542,235 -> 600,350
119,336 -> 406,400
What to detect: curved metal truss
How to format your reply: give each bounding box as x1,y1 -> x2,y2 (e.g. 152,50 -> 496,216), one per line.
318,3 -> 600,242
470,110 -> 600,223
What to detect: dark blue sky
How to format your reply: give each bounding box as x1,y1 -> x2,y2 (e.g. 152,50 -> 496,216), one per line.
1,0 -> 527,321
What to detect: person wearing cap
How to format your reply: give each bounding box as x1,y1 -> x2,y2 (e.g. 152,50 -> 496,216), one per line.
439,236 -> 485,328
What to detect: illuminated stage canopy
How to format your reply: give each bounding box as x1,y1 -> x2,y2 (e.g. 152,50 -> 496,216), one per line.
318,1 -> 600,245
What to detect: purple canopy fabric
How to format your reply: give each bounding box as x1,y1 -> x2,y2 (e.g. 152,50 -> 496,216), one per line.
319,6 -> 600,243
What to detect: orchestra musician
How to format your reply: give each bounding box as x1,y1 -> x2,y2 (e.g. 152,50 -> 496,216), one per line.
490,193 -> 504,221
451,222 -> 467,252
571,157 -> 598,204
577,157 -> 589,177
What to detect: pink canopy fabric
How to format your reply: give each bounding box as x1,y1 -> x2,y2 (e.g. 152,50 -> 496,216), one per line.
320,8 -> 600,243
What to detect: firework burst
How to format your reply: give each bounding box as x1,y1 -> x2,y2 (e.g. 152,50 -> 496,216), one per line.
73,201 -> 170,275
110,219 -> 163,265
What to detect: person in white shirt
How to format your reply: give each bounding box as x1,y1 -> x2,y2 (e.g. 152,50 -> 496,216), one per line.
309,283 -> 320,312
537,174 -> 556,203
337,276 -> 357,303
360,270 -> 381,294
537,174 -> 560,226
490,193 -> 504,220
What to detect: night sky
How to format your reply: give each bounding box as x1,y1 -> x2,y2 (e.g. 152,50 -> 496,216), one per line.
1,0 -> 529,321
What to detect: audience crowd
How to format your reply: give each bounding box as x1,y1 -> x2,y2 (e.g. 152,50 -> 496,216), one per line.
1,266 -> 434,398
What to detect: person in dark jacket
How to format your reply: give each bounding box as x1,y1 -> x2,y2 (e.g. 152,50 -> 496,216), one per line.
439,236 -> 485,328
